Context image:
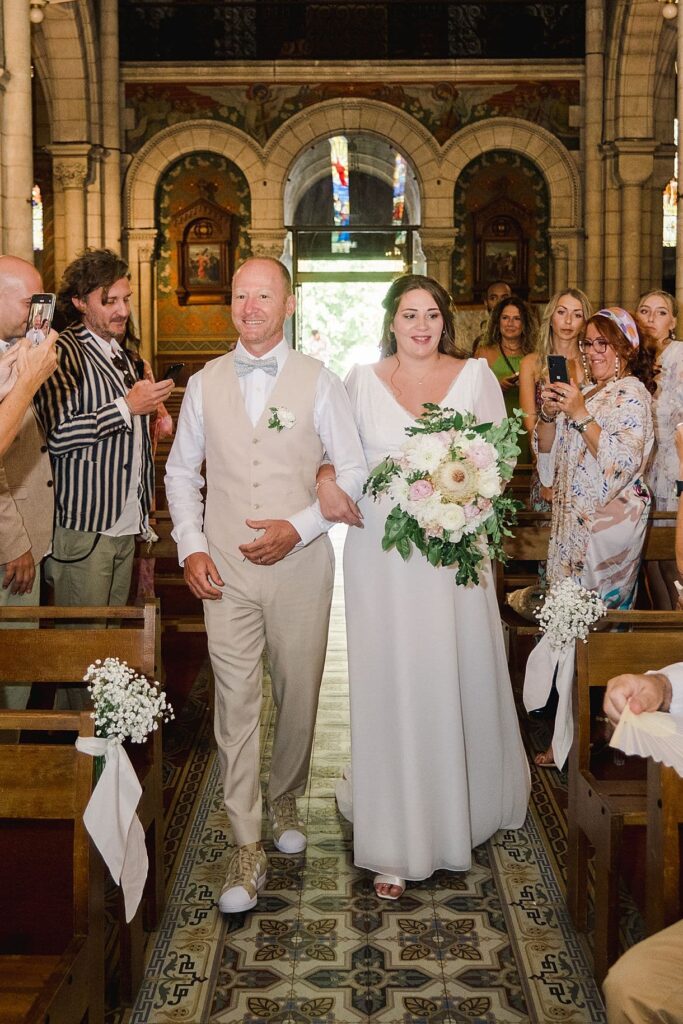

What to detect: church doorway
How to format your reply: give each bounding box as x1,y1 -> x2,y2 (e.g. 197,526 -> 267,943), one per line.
285,133 -> 421,377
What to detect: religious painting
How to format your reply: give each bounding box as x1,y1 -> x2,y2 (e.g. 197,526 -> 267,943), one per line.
484,240 -> 518,283
171,181 -> 238,306
186,242 -> 222,286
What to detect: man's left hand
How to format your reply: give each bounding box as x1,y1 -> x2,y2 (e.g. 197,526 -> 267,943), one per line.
2,549 -> 35,595
240,519 -> 301,565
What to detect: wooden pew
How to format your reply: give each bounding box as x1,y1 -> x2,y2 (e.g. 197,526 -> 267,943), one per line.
0,601 -> 164,1004
0,710 -> 104,1024
497,511 -> 679,683
567,630 -> 683,983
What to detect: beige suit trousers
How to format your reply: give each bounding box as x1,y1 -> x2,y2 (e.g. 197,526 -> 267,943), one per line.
204,535 -> 334,847
603,919 -> 683,1022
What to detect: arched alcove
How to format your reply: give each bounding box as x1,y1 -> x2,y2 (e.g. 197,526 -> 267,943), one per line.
453,150 -> 550,304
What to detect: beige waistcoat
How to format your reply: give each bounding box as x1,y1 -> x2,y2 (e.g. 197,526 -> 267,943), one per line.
202,349 -> 324,558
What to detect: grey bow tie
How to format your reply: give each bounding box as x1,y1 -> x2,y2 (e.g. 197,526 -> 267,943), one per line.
234,354 -> 278,378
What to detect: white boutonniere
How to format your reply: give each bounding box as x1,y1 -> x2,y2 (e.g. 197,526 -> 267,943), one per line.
268,406 -> 296,432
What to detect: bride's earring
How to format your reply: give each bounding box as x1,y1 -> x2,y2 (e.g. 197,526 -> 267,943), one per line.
670,328 -> 677,340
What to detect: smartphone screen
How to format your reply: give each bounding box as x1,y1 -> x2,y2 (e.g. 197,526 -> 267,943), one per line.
25,293 -> 56,345
547,354 -> 569,384
161,362 -> 185,383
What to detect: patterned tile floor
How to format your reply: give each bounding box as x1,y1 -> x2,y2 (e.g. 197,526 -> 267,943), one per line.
131,528 -> 606,1023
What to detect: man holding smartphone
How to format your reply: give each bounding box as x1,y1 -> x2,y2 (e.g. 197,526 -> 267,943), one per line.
34,248 -> 174,608
0,256 -> 56,711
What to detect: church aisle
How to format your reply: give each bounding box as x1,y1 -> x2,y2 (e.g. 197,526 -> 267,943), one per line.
130,527 -> 605,1023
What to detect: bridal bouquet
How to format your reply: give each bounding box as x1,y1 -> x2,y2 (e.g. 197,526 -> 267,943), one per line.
364,403 -> 523,585
84,657 -> 174,744
534,578 -> 607,649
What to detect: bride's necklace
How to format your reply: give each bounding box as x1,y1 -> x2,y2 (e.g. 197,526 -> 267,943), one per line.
395,354 -> 440,385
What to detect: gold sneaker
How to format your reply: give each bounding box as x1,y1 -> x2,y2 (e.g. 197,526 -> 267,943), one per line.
268,793 -> 306,854
218,842 -> 267,913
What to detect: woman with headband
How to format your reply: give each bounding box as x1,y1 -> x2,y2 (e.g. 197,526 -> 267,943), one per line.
523,308 -> 656,768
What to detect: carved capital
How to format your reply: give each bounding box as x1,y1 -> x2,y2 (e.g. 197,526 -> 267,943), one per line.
419,230 -> 455,264
53,160 -> 88,189
248,230 -> 286,260
49,144 -> 93,190
123,228 -> 158,264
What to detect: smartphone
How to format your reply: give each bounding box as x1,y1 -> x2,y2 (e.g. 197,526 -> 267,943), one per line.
25,293 -> 56,345
161,362 -> 185,383
547,354 -> 569,385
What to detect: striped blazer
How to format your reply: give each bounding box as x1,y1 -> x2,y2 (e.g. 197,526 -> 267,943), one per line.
33,323 -> 154,533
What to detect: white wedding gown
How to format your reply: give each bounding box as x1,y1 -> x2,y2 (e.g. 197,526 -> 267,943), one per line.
339,359 -> 530,880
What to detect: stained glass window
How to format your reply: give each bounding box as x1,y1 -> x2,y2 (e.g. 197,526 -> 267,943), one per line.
329,136 -> 351,254
664,119 -> 678,248
32,184 -> 43,252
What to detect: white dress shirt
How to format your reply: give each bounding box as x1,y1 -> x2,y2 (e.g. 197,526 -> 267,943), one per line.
661,663 -> 683,717
90,332 -> 144,538
165,339 -> 368,565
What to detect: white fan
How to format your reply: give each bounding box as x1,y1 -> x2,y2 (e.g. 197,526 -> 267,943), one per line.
30,0 -> 75,25
610,705 -> 683,777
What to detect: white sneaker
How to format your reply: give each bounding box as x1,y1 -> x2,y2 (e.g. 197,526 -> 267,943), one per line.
218,842 -> 267,913
268,793 -> 307,854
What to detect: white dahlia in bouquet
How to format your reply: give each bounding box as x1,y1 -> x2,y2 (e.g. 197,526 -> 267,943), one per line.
364,403 -> 524,585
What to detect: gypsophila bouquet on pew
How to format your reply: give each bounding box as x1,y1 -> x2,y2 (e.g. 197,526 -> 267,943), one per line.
364,404 -> 524,586
534,578 -> 607,650
84,657 -> 174,744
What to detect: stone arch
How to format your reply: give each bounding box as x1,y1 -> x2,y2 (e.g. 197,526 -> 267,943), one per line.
441,117 -> 581,229
124,119 -> 265,230
33,3 -> 100,142
262,99 -> 438,226
607,0 -> 665,141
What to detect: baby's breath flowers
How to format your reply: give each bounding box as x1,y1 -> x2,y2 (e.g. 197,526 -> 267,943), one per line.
535,578 -> 607,649
84,657 -> 174,744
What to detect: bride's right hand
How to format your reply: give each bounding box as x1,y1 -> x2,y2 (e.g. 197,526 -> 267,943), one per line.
317,479 -> 364,528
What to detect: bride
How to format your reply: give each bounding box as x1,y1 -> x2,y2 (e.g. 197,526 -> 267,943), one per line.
318,274 -> 530,899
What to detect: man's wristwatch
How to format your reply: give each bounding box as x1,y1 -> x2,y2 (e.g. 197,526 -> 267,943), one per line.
676,480 -> 683,497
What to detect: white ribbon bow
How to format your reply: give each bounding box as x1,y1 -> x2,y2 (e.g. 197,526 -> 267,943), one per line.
75,736 -> 148,922
523,632 -> 576,770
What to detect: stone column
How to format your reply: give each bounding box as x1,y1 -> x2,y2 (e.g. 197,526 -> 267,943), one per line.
1,0 -> 33,259
583,0 -> 605,307
100,0 -> 122,251
50,145 -> 91,275
123,228 -> 157,364
615,141 -> 655,310
420,231 -> 455,293
550,241 -> 569,294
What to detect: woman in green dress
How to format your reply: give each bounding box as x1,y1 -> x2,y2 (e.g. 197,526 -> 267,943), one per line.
479,295 -> 538,463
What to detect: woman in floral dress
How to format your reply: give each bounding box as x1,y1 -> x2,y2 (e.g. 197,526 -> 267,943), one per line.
636,290 -> 683,608
524,308 -> 656,767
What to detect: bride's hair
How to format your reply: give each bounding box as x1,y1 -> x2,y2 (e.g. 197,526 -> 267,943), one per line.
379,274 -> 467,359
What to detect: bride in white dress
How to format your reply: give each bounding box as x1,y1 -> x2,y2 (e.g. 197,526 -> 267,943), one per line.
318,275 -> 530,899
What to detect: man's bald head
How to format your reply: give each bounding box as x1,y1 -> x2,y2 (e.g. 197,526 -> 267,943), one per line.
0,256 -> 43,343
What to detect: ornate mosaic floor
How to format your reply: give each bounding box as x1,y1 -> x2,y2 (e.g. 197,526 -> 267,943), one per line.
131,530 -> 607,1023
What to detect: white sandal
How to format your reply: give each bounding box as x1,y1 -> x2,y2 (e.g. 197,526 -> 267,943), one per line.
373,874 -> 406,900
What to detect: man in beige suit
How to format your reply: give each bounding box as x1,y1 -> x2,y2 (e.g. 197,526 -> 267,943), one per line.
166,257 -> 366,913
0,257 -> 55,709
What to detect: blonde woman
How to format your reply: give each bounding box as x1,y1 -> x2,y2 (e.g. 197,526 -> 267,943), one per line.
636,289 -> 683,608
519,289 -> 591,510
